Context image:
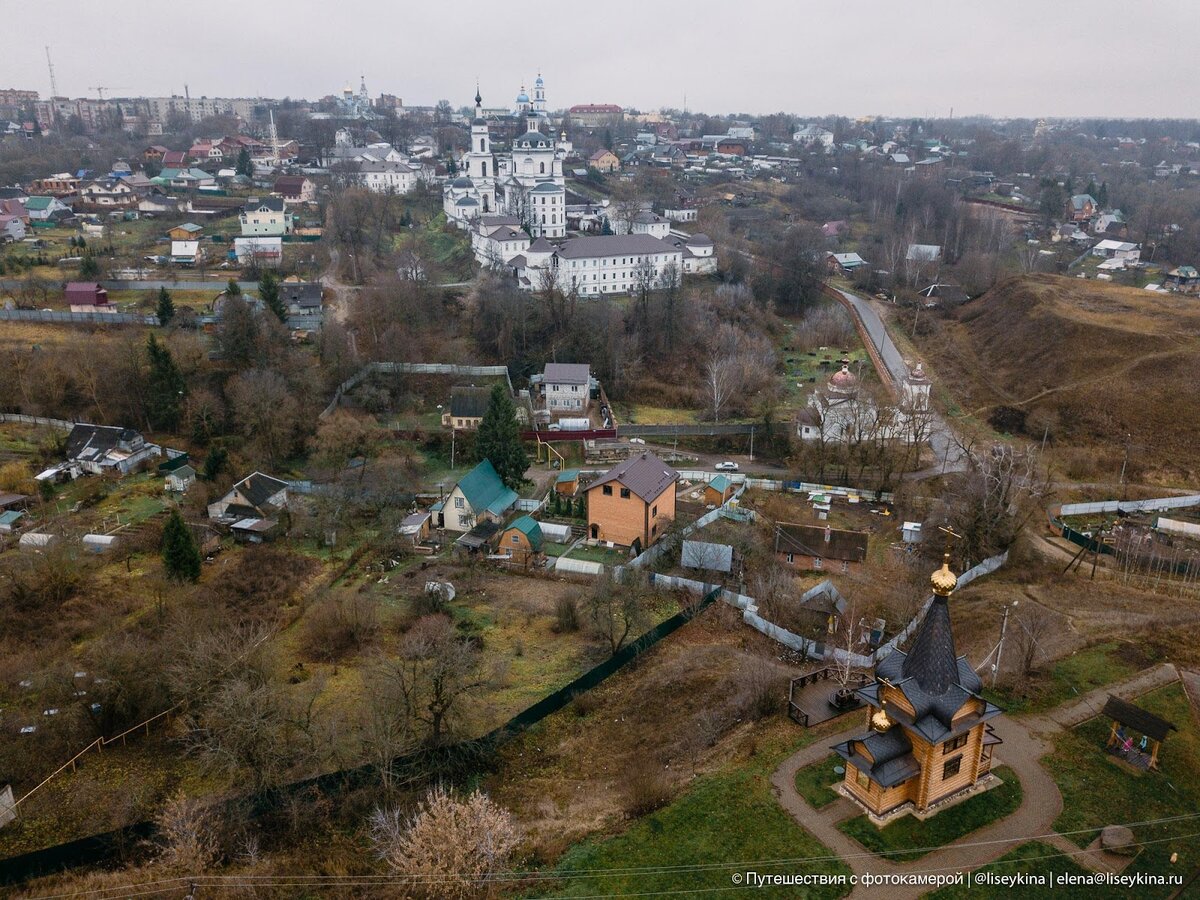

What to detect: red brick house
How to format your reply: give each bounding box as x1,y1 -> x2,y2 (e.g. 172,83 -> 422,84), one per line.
774,522 -> 868,574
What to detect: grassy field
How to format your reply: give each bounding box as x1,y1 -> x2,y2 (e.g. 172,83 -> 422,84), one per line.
928,842 -> 1096,899
543,724 -> 853,898
984,641 -> 1157,714
913,273 -> 1200,483
837,766 -> 1023,862
1045,683 -> 1200,879
793,753 -> 844,809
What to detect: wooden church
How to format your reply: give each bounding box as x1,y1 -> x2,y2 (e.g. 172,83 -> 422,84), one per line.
832,547 -> 1004,818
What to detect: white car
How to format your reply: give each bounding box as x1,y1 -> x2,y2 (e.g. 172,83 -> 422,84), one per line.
715,461 -> 739,472
629,437 -> 646,445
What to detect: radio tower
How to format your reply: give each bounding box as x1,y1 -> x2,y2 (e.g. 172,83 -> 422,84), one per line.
45,46 -> 59,98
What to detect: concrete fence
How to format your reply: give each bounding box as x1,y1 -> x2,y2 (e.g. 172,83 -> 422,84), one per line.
0,309 -> 156,326
0,414 -> 75,431
652,549 -> 1010,667
1057,495 -> 1200,518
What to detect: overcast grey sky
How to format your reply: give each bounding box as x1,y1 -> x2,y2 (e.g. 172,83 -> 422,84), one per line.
4,0 -> 1196,118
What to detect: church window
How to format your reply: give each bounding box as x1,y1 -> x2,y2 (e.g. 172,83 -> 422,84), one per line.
482,162 -> 487,177
856,769 -> 870,789
943,734 -> 969,754
540,162 -> 545,174
480,138 -> 485,152
942,756 -> 962,780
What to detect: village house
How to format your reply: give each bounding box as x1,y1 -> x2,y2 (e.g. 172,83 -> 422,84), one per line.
826,252 -> 868,276
78,178 -> 138,208
143,145 -> 169,162
30,173 -> 80,196
434,460 -> 517,533
155,167 -> 216,190
239,197 -> 292,237
64,282 -> 108,306
207,471 -> 289,523
774,522 -> 869,573
629,211 -> 671,238
1165,265 -> 1200,294
472,218 -> 531,267
170,240 -> 204,266
441,385 -> 493,430
22,195 -> 71,223
59,423 -> 161,477
280,281 -> 323,315
1067,193 -> 1097,223
793,124 -> 835,149
584,451 -> 678,550
234,236 -> 283,267
794,580 -> 848,637
589,149 -> 620,173
832,551 -> 1003,819
539,362 -> 592,413
496,515 -> 544,567
273,175 -> 317,203
0,214 -> 25,242
167,222 -> 204,242
1091,239 -> 1140,263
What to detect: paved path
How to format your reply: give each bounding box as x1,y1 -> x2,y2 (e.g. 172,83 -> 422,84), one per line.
831,287 -> 967,478
770,663 -> 1183,897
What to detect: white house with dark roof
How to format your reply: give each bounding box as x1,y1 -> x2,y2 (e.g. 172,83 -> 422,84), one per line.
540,362 -> 592,412
239,197 -> 292,237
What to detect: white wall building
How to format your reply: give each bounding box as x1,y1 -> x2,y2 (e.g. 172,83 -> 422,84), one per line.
514,234 -> 683,296
355,160 -> 417,194
239,197 -> 291,237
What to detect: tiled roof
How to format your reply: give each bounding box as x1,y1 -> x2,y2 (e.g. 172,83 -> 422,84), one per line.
587,451 -> 677,503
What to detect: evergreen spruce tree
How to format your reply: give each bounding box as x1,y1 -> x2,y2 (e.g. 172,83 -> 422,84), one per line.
226,278 -> 242,297
145,334 -> 186,431
259,270 -> 287,321
156,286 -> 175,326
161,509 -> 202,582
236,147 -> 252,177
574,494 -> 586,519
202,446 -> 228,481
79,254 -> 100,279
474,383 -> 529,491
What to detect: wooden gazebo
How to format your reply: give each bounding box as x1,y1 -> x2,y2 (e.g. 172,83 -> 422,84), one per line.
1101,695 -> 1177,771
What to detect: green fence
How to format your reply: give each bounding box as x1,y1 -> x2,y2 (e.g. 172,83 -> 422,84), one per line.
0,589 -> 720,885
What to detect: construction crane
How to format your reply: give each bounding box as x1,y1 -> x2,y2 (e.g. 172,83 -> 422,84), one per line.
45,46 -> 59,98
89,86 -> 109,101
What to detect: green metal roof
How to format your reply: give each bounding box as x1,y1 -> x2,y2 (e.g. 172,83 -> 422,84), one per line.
23,196 -> 54,210
0,510 -> 23,526
556,468 -> 580,483
457,460 -> 518,517
505,515 -> 544,552
709,475 -> 732,494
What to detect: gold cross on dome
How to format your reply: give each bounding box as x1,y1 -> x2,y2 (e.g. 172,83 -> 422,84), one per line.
937,524 -> 961,558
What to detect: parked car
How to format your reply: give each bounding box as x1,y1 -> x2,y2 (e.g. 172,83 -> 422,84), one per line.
629,437 -> 646,445
715,461 -> 739,472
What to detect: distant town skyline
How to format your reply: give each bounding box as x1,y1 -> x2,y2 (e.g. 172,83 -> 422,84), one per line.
3,0 -> 1197,119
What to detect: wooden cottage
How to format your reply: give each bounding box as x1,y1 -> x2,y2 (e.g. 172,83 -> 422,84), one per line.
832,552 -> 1003,820
496,515 -> 544,568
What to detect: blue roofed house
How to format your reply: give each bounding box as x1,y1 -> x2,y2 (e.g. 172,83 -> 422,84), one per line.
438,459 -> 518,532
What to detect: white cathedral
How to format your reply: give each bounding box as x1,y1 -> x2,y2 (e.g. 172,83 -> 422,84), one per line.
444,75 -> 570,238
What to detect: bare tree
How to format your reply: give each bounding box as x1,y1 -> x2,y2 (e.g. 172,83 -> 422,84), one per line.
369,785 -> 518,900
585,570 -> 651,655
374,615 -> 487,747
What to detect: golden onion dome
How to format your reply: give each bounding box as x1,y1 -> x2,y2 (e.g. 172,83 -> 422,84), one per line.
931,552 -> 958,596
871,706 -> 892,731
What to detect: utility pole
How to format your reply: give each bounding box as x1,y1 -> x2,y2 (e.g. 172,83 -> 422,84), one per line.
992,601 -> 1016,687
749,426 -> 754,462
1119,434 -> 1131,501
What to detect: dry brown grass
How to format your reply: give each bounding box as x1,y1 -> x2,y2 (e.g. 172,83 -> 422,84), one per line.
918,274 -> 1200,483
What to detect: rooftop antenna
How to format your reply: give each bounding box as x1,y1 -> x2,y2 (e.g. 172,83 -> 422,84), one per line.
45,46 -> 59,98
184,83 -> 190,100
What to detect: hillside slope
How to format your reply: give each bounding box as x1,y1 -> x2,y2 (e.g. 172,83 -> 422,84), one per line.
922,274 -> 1200,482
